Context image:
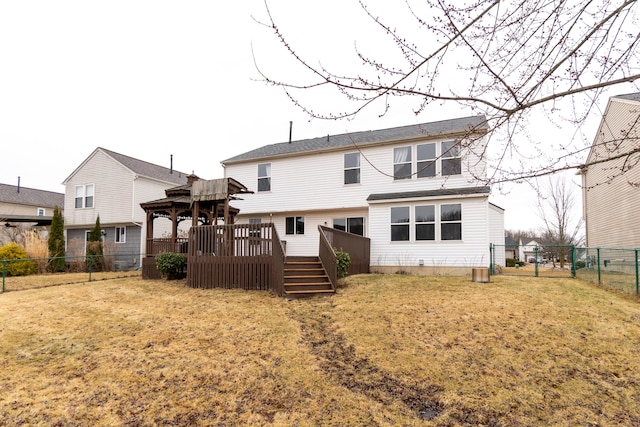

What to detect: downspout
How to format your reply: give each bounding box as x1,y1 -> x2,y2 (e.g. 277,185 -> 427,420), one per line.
132,175 -> 143,268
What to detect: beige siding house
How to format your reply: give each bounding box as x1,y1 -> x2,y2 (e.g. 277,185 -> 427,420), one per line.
222,116 -> 505,274
62,148 -> 188,267
0,182 -> 64,244
580,93 -> 640,249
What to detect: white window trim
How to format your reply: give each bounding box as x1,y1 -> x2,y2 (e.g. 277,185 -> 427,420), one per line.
258,163 -> 271,192
115,226 -> 126,243
36,207 -> 46,216
344,152 -> 361,185
75,184 -> 95,209
390,203 -> 463,242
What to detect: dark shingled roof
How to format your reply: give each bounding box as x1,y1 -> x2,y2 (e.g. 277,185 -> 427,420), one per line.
613,93 -> 640,102
367,186 -> 491,202
222,115 -> 488,164
100,148 -> 188,185
0,183 -> 64,208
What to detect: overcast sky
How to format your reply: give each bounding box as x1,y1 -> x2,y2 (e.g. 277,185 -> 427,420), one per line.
1,1 -> 623,232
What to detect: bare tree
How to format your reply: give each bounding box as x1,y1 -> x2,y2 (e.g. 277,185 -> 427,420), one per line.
255,0 -> 640,185
537,174 -> 584,268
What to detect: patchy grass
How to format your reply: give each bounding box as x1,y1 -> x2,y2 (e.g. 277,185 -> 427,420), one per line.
1,271 -> 141,292
1,275 -> 640,425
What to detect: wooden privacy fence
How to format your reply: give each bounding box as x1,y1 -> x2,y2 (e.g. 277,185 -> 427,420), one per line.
187,223 -> 285,295
318,225 -> 370,275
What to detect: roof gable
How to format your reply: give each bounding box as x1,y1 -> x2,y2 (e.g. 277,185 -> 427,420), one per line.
584,92 -> 640,166
63,148 -> 188,186
222,115 -> 488,165
0,183 -> 64,208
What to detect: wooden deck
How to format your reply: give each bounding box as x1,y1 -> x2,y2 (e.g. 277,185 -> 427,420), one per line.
143,223 -> 370,297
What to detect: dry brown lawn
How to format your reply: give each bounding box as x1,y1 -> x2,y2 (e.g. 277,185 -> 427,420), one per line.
1,274 -> 639,426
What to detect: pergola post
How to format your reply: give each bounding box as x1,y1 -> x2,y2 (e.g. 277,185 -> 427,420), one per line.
146,211 -> 154,255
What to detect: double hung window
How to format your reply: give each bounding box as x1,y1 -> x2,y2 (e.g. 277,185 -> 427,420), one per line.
344,153 -> 360,184
258,163 -> 271,192
75,184 -> 94,208
390,207 -> 410,241
441,204 -> 462,240
441,141 -> 461,176
393,147 -> 412,180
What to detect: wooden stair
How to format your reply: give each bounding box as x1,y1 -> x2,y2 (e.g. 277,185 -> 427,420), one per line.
283,256 -> 334,297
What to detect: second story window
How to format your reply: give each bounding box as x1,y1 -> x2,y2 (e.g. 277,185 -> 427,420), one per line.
258,163 -> 271,192
344,153 -> 360,184
75,184 -> 94,209
37,208 -> 46,216
417,143 -> 436,178
441,141 -> 461,176
393,147 -> 412,180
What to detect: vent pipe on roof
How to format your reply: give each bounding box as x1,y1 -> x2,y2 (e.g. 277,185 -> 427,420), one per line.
289,121 -> 293,143
170,154 -> 173,174
17,176 -> 20,193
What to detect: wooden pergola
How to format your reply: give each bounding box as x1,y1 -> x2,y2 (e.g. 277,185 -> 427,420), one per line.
140,175 -> 251,256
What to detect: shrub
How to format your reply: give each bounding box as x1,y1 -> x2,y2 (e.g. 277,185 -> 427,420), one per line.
575,260 -> 586,269
155,252 -> 187,279
506,258 -> 519,267
0,242 -> 37,276
48,206 -> 66,272
335,249 -> 351,279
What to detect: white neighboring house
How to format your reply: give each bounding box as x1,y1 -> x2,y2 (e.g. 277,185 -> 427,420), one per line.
580,92 -> 640,249
62,148 -> 188,268
222,116 -> 506,274
519,239 -> 544,263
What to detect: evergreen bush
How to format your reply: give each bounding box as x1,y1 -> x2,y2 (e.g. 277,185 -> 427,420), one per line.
0,242 -> 37,276
48,206 -> 66,272
155,252 -> 187,279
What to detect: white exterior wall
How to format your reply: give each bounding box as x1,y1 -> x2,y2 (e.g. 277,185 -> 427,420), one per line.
583,98 -> 640,248
224,132 -> 499,267
236,208 -> 368,256
489,204 -> 506,266
225,136 -> 487,216
368,196 -> 491,268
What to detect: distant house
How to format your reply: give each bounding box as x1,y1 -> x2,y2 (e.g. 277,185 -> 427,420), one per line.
519,239 -> 544,262
0,182 -> 64,244
62,148 -> 188,268
222,116 -> 505,274
504,234 -> 517,260
580,93 -> 640,249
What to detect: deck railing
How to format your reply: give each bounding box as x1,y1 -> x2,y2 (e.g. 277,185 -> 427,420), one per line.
186,223 -> 285,295
318,226 -> 338,290
146,238 -> 189,255
318,225 -> 371,275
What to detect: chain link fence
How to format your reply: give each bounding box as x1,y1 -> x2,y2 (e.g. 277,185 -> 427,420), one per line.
1,253 -> 142,293
491,244 -> 640,298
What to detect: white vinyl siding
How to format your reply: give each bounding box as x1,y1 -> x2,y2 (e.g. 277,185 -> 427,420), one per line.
369,197 -> 490,267
224,136 -> 486,216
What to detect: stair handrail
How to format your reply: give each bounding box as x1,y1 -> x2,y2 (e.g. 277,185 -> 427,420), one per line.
318,225 -> 338,290
270,223 -> 286,296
